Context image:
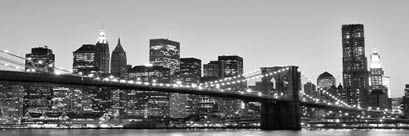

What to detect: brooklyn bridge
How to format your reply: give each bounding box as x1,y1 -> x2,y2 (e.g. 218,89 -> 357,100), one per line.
0,49 -> 403,130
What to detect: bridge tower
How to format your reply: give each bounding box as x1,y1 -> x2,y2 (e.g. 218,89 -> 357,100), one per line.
260,66 -> 301,130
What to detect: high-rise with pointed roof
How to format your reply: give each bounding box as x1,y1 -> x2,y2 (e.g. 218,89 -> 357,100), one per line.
368,48 -> 389,109
369,48 -> 384,88
111,38 -> 127,78
95,26 -> 110,74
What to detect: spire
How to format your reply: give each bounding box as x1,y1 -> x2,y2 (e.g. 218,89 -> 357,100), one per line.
370,48 -> 382,69
96,24 -> 107,44
117,36 -> 121,46
113,37 -> 125,53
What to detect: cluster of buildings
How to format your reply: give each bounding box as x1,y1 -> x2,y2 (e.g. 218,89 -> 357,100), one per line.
0,27 -> 247,127
304,24 -> 392,111
1,24 -> 409,127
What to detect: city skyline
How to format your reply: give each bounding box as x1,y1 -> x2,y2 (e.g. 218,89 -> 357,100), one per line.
1,0 -> 409,97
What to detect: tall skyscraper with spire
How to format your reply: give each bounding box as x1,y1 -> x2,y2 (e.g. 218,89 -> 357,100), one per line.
95,26 -> 110,74
369,48 -> 384,88
368,48 -> 390,109
111,38 -> 127,78
341,24 -> 369,108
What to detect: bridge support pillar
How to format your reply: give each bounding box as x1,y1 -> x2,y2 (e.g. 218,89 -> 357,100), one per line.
260,101 -> 301,130
259,66 -> 301,130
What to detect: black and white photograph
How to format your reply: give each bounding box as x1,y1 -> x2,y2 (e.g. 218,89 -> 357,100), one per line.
0,0 -> 409,135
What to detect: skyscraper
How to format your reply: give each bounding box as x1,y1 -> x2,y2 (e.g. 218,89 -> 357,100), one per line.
203,61 -> 223,79
218,55 -> 243,78
95,28 -> 110,74
369,48 -> 384,88
217,55 -> 244,117
199,61 -> 223,117
368,48 -> 389,109
382,76 -> 391,97
170,57 -> 201,118
73,44 -> 97,75
198,55 -> 245,118
149,39 -> 180,76
25,46 -> 55,73
111,38 -> 127,78
341,24 -> 369,107
127,65 -> 171,119
149,39 -> 180,119
177,58 -> 202,84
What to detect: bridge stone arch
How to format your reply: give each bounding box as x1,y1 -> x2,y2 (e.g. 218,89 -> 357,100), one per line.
259,66 -> 301,130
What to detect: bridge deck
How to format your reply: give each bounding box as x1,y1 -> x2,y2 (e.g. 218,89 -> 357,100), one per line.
0,70 -> 383,114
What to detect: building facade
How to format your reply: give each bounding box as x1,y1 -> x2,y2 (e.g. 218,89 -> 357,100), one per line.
23,85 -> 53,114
95,28 -> 110,74
25,46 -> 55,73
127,65 -> 171,119
217,55 -> 244,118
111,38 -> 127,78
199,61 -> 222,118
368,48 -> 389,109
170,57 -> 201,118
73,44 -> 97,75
198,55 -> 245,118
341,24 -> 369,108
176,58 -> 202,84
203,61 -> 222,79
149,39 -> 180,76
218,55 -> 243,78
317,72 -> 338,101
317,72 -> 336,89
149,39 -> 180,119
0,84 -> 24,125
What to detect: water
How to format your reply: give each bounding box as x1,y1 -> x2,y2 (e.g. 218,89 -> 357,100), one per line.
0,129 -> 408,136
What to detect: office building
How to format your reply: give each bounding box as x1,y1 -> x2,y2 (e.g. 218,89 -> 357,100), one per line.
341,24 -> 369,107
217,55 -> 244,117
95,28 -> 110,74
111,38 -> 127,78
73,44 -> 97,75
25,46 -> 55,73
368,48 -> 389,109
170,57 -> 201,118
149,39 -> 180,76
127,65 -> 171,119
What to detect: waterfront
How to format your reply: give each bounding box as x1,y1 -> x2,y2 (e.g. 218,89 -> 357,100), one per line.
1,129 -> 409,136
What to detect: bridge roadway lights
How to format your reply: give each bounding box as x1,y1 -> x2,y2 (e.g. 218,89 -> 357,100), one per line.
260,101 -> 301,130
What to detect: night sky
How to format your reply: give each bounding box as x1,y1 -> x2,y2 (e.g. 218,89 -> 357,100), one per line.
1,0 -> 408,97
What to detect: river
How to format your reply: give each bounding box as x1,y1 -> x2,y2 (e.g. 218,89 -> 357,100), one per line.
1,129 -> 409,136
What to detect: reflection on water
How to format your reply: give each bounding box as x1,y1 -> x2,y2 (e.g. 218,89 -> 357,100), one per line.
1,129 -> 409,136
